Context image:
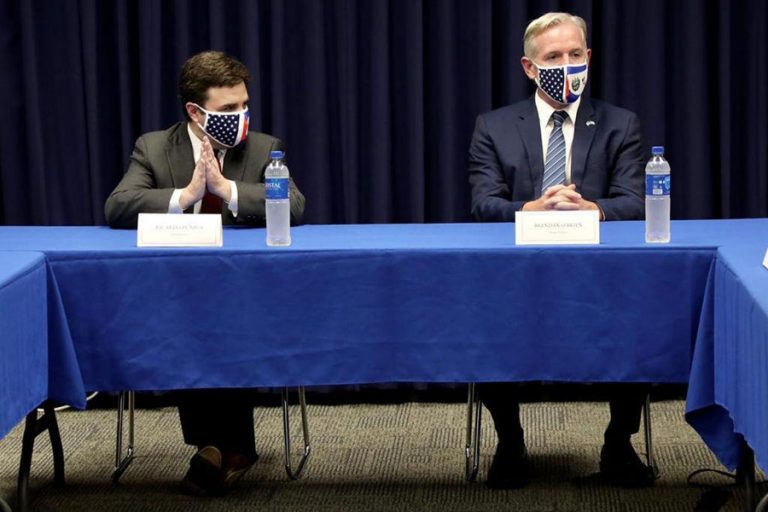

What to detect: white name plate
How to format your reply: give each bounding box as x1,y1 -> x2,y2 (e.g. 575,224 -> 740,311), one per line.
137,213 -> 223,247
763,249 -> 768,270
515,210 -> 600,245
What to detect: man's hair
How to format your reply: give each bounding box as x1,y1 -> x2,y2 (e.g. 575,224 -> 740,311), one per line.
178,51 -> 251,120
523,12 -> 588,59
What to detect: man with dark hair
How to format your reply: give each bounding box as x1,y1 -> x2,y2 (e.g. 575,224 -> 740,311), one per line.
106,50 -> 304,228
468,13 -> 654,490
105,51 -> 305,496
178,51 -> 252,121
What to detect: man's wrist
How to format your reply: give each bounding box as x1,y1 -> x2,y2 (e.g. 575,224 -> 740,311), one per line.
226,180 -> 238,216
171,189 -> 186,212
593,201 -> 605,221
581,199 -> 605,221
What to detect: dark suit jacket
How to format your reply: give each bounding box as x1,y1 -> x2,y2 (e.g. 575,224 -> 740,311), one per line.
105,122 -> 306,228
468,96 -> 644,222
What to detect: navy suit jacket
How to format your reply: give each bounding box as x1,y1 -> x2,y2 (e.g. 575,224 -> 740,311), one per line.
468,96 -> 645,222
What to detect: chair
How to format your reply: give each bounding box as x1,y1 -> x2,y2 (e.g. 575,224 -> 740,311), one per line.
112,391 -> 135,482
281,387 -> 311,479
464,384 -> 659,482
112,387 -> 311,483
464,383 -> 482,482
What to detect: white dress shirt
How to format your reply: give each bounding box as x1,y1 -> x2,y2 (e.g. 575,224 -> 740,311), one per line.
168,125 -> 239,216
535,93 -> 581,185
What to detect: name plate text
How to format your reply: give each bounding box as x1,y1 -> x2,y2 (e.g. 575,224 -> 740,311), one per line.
515,210 -> 600,245
137,213 -> 223,247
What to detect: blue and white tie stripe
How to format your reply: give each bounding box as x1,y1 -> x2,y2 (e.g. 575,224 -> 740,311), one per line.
542,110 -> 568,191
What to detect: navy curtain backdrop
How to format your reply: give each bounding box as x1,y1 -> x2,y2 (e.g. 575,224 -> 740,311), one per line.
0,0 -> 766,226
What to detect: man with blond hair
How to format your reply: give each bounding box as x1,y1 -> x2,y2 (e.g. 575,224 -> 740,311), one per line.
468,13 -> 652,489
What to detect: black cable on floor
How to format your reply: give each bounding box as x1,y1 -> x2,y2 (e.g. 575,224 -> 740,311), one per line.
688,468 -> 767,512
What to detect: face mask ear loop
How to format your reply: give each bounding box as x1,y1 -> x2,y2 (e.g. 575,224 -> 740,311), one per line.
192,104 -> 222,147
532,61 -> 558,103
532,61 -> 542,88
191,103 -> 208,135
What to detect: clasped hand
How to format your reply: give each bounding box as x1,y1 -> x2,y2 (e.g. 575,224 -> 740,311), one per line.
179,136 -> 230,210
523,184 -> 599,212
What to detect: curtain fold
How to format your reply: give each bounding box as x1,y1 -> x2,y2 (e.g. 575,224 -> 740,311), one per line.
0,0 -> 766,225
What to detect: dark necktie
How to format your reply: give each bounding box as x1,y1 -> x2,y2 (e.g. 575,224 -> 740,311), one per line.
200,150 -> 223,214
542,110 -> 568,191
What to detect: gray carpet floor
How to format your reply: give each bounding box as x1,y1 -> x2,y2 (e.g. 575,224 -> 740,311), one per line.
0,400 -> 759,511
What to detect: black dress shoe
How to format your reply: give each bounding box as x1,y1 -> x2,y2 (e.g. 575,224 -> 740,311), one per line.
220,451 -> 258,490
181,446 -> 225,497
181,447 -> 259,497
599,443 -> 657,488
486,443 -> 530,490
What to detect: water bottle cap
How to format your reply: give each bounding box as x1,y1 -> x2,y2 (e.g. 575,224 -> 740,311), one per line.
270,150 -> 285,159
651,146 -> 664,155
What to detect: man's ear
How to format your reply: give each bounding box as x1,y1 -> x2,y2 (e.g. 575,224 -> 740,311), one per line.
186,103 -> 203,124
521,56 -> 537,81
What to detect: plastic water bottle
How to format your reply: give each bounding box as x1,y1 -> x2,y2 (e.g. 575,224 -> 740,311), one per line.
265,150 -> 291,246
645,146 -> 671,243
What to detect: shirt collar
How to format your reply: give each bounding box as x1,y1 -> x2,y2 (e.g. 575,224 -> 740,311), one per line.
535,93 -> 581,130
186,123 -> 226,162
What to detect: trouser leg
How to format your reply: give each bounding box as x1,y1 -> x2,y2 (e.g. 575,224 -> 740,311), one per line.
604,385 -> 647,446
177,389 -> 257,459
480,383 -> 524,449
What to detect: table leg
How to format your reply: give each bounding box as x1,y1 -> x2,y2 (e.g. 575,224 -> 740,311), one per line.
16,404 -> 65,512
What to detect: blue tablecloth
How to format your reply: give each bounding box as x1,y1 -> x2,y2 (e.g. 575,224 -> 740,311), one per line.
1,218 -> 767,471
687,240 -> 768,471
0,252 -> 48,438
0,221 -> 723,392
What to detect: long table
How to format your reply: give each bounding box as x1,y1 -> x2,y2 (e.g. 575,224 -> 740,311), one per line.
0,252 -> 48,438
0,252 -> 49,512
687,239 -> 768,474
0,220 -> 767,481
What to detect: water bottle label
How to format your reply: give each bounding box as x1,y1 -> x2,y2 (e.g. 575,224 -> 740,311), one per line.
646,175 -> 670,196
265,177 -> 289,200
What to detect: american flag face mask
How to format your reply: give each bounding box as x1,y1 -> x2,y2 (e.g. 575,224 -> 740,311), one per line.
194,105 -> 250,148
534,61 -> 588,105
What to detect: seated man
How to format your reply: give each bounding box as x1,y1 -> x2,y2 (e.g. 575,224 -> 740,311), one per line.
105,51 -> 305,495
468,12 -> 654,489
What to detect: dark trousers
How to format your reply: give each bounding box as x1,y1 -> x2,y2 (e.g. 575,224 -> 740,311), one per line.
481,383 -> 646,449
177,389 -> 258,459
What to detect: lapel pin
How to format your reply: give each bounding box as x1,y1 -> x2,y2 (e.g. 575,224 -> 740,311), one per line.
586,120 -> 596,127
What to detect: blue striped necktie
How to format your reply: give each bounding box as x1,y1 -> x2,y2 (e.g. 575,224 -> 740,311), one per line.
542,110 -> 568,191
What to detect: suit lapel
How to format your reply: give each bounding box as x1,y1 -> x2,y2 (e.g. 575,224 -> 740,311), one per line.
571,99 -> 597,188
165,124 -> 248,185
166,124 -> 195,189
518,98 -> 545,198
223,139 -> 247,181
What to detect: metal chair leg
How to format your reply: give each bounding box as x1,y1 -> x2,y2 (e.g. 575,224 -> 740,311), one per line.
282,386 -> 311,480
756,492 -> 768,512
642,393 -> 659,479
112,391 -> 135,483
465,383 -> 482,482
